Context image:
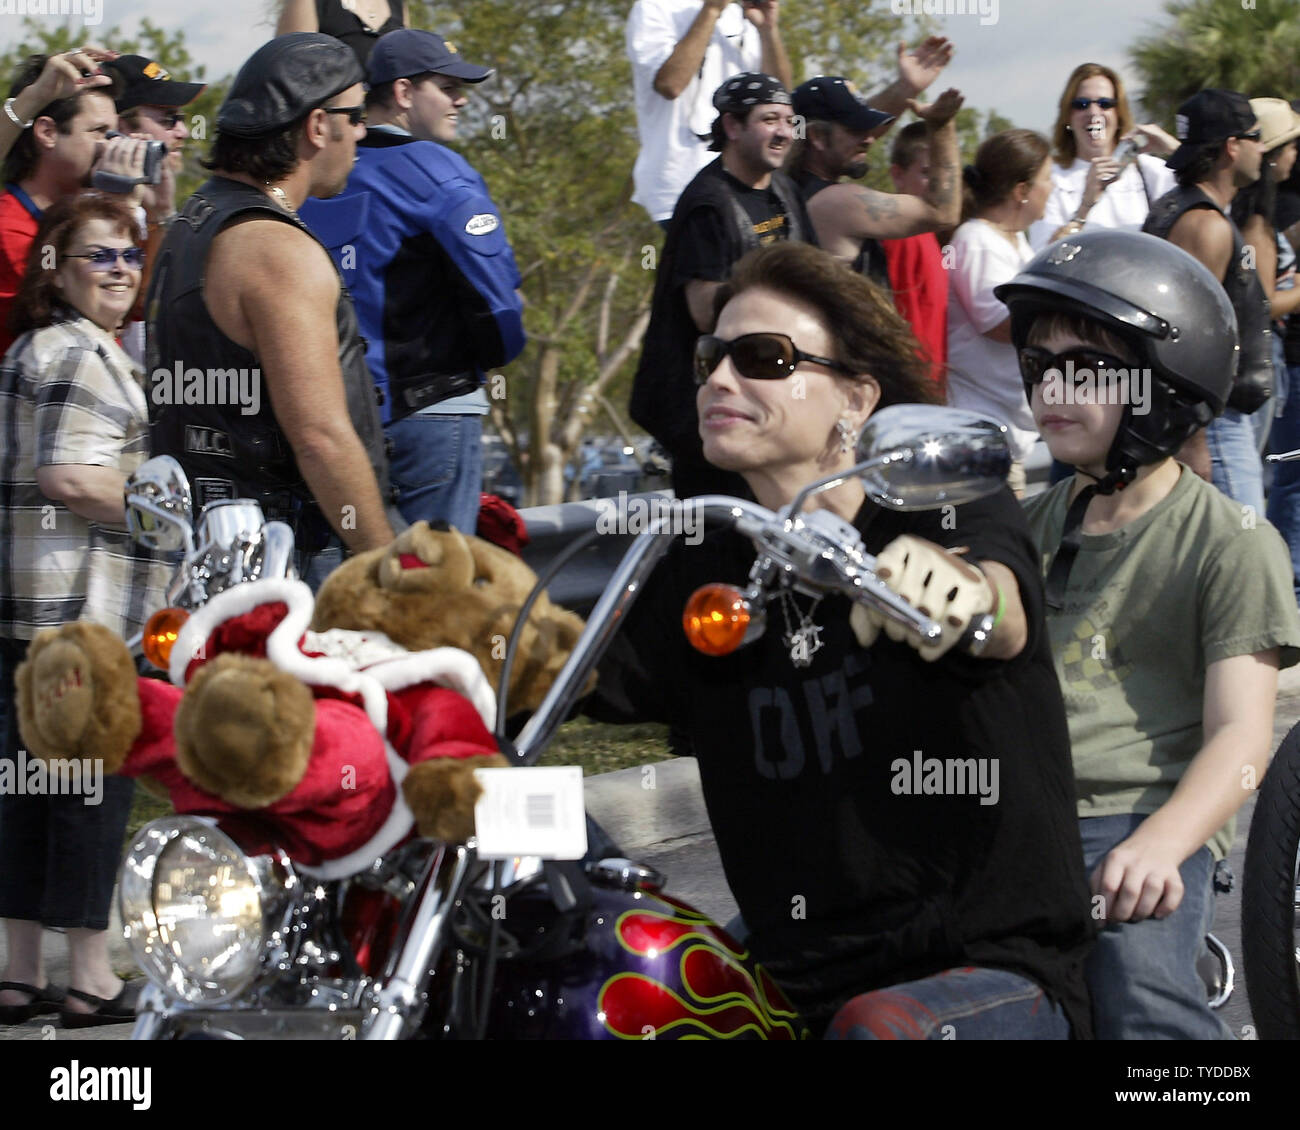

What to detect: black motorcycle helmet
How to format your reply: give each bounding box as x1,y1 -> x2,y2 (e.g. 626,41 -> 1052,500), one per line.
993,230 -> 1238,608
994,229 -> 1238,495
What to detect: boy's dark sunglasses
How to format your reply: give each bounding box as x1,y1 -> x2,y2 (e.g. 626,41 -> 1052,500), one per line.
323,104 -> 367,126
694,333 -> 850,384
64,246 -> 145,271
1070,97 -> 1118,111
1017,345 -> 1134,385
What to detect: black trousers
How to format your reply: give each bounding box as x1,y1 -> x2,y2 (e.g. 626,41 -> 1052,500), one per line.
0,636 -> 134,930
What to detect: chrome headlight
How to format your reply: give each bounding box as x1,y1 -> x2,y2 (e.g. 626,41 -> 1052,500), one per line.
120,817 -> 287,1003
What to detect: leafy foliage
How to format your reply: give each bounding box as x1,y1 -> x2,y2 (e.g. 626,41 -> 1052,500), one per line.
1130,0 -> 1300,127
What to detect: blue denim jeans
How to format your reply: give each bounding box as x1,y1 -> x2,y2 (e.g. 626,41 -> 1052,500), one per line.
1079,813 -> 1232,1040
1266,362 -> 1300,602
386,413 -> 484,535
825,966 -> 1072,1040
1206,407 -> 1265,515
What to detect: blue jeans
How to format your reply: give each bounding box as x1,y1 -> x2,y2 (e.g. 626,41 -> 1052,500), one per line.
1206,407 -> 1265,515
1266,362 -> 1300,602
386,413 -> 484,535
296,537 -> 344,594
825,967 -> 1072,1040
1079,813 -> 1232,1040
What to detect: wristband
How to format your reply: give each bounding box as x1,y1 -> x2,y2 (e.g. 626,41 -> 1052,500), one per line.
988,575 -> 1005,629
4,98 -> 34,130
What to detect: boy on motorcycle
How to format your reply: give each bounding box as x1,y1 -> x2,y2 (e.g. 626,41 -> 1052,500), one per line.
588,241 -> 1096,1039
998,230 -> 1300,1038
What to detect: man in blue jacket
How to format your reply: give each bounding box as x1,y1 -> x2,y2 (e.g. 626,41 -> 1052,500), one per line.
300,29 -> 525,534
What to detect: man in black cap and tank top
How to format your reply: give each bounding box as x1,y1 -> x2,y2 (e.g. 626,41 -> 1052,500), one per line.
146,33 -> 400,586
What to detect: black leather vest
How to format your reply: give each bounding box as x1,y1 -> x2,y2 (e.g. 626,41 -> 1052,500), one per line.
146,177 -> 392,540
1143,184 -> 1273,412
793,170 -> 893,295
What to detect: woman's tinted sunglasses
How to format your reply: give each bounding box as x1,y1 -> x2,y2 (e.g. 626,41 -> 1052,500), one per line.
694,332 -> 851,385
1070,97 -> 1118,111
64,246 -> 145,271
1017,345 -> 1134,385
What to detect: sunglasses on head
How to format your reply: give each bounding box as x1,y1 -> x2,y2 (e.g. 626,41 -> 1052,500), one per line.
1070,97 -> 1118,111
64,246 -> 145,271
1235,128 -> 1262,142
323,104 -> 367,126
694,332 -> 851,385
1017,345 -> 1134,385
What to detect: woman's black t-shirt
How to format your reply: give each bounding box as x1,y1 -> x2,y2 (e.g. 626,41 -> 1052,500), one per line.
587,486 -> 1095,1036
316,0 -> 405,68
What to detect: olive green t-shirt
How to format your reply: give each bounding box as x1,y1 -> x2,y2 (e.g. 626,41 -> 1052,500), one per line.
1023,466 -> 1300,858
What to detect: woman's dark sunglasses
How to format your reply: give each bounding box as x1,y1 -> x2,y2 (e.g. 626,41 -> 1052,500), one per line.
323,104 -> 367,126
694,332 -> 850,385
64,246 -> 145,271
1070,97 -> 1118,111
1017,345 -> 1134,385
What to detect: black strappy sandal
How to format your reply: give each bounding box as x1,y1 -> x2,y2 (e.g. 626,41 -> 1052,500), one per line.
59,980 -> 142,1028
0,980 -> 66,1024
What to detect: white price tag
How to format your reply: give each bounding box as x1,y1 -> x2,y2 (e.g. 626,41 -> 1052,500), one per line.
473,767 -> 587,860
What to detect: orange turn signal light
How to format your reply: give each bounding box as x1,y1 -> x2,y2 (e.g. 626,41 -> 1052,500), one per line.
142,606 -> 189,670
683,584 -> 751,656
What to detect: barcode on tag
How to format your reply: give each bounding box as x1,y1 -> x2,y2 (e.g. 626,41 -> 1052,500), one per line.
525,793 -> 555,829
473,767 -> 587,860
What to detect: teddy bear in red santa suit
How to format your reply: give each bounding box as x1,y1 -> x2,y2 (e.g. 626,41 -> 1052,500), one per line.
15,523 -> 589,878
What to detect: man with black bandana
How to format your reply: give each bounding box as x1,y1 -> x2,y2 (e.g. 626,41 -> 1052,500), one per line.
147,34 -> 400,586
630,72 -> 814,500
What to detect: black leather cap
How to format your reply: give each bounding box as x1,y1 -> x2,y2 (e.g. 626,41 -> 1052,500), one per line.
217,33 -> 364,138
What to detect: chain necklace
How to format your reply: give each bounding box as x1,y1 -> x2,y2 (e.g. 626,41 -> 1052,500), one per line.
265,183 -> 300,223
776,588 -> 824,668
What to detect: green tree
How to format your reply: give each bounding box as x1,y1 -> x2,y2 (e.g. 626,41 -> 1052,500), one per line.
1130,0 -> 1300,126
0,17 -> 229,203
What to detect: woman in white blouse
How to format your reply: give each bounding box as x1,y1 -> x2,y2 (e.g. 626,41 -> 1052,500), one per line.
946,129 -> 1053,495
1029,63 -> 1179,251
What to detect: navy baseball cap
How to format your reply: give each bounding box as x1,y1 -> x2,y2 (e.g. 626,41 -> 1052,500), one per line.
367,30 -> 493,86
218,33 -> 363,138
793,77 -> 894,133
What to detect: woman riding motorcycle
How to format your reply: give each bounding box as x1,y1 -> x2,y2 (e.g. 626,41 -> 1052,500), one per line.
588,241 -> 1096,1039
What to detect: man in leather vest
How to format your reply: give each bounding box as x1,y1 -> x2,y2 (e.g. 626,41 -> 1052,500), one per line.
1142,89 -> 1270,511
787,75 -> 962,297
146,33 -> 398,584
630,72 -> 813,500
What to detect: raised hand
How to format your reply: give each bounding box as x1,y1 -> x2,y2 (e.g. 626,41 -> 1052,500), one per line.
896,36 -> 954,97
907,87 -> 964,128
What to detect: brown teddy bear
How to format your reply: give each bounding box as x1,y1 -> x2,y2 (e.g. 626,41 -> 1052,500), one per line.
16,522 -> 590,877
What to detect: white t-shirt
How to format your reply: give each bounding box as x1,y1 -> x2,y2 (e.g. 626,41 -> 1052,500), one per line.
1028,153 -> 1175,251
626,0 -> 761,223
945,219 -> 1040,461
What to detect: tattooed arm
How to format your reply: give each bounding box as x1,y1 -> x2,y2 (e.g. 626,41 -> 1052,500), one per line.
808,90 -> 963,249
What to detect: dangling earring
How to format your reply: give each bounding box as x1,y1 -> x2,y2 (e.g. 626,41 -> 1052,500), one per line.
836,417 -> 855,454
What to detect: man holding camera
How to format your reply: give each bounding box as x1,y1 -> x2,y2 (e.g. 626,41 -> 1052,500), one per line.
0,50 -> 164,356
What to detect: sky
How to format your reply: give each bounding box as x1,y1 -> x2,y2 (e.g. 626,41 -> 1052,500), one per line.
0,0 -> 1181,132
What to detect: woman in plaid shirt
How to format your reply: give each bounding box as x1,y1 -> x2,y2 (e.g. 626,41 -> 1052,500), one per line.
0,193 -> 171,1028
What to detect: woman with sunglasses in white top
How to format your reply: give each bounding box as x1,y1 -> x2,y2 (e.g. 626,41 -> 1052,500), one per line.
585,240 -> 1096,1039
1029,63 -> 1179,252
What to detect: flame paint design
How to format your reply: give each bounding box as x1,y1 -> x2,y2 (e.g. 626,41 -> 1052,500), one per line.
599,896 -> 804,1039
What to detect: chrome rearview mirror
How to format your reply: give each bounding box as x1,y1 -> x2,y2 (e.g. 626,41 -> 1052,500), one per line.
854,405 -> 1011,510
785,405 -> 1011,519
125,455 -> 195,554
